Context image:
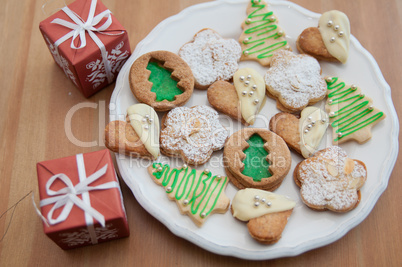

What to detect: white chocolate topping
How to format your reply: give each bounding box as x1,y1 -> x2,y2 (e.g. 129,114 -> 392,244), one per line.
233,68 -> 265,125
232,188 -> 296,221
127,104 -> 160,159
318,10 -> 350,63
299,107 -> 329,158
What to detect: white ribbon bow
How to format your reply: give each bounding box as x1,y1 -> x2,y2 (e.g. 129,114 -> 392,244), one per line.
51,0 -> 121,83
40,154 -> 118,229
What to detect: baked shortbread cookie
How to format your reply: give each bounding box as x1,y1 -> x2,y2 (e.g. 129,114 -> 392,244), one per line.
104,104 -> 160,159
148,163 -> 230,227
231,188 -> 295,244
325,76 -> 385,144
129,50 -> 194,112
297,10 -> 351,63
223,128 -> 291,191
269,107 -> 329,158
294,146 -> 367,212
179,28 -> 241,89
239,0 -> 291,66
264,50 -> 327,113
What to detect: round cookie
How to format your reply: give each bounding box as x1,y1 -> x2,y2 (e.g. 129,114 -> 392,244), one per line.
223,128 -> 291,191
129,50 -> 194,112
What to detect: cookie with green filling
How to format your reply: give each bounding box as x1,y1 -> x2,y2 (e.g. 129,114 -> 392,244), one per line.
223,128 -> 291,191
129,50 -> 194,112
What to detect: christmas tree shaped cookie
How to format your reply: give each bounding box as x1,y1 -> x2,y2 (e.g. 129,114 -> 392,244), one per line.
148,163 -> 230,227
325,76 -> 385,144
239,0 -> 291,66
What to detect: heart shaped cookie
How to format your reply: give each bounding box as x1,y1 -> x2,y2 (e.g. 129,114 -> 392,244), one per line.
207,68 -> 266,125
104,104 -> 160,160
297,10 -> 350,63
269,107 -> 329,158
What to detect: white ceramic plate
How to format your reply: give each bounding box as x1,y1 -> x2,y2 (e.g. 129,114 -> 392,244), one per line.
109,0 -> 399,260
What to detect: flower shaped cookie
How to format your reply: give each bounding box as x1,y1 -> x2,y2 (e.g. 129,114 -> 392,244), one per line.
294,146 -> 367,212
179,28 -> 241,89
264,50 -> 327,113
160,105 -> 228,165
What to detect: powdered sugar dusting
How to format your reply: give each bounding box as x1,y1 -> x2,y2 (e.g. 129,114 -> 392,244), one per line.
298,146 -> 366,211
264,50 -> 326,109
179,29 -> 241,87
160,105 -> 228,164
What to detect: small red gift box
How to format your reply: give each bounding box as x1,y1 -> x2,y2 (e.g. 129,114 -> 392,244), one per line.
36,149 -> 129,249
39,0 -> 131,97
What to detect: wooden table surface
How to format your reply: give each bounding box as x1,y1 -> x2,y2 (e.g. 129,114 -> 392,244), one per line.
1,0 -> 401,265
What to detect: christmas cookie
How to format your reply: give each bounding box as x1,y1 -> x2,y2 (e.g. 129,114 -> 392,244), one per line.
223,128 -> 291,191
178,28 -> 242,89
297,10 -> 350,63
231,188 -> 295,244
269,107 -> 329,158
160,105 -> 228,165
264,50 -> 327,113
325,76 -> 385,144
239,0 -> 291,67
207,68 -> 266,125
104,104 -> 160,159
148,163 -> 230,227
294,146 -> 367,212
129,50 -> 194,112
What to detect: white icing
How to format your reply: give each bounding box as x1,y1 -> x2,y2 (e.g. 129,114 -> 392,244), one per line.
127,104 -> 160,159
299,107 -> 329,158
179,29 -> 241,87
299,146 -> 366,210
232,188 -> 296,221
233,68 -> 265,125
160,106 -> 228,163
318,10 -> 350,63
264,50 -> 327,110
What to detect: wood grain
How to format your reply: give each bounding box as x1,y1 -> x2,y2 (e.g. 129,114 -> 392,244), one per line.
0,0 -> 401,265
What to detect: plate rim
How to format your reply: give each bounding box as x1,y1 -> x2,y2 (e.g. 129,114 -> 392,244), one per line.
110,0 -> 400,260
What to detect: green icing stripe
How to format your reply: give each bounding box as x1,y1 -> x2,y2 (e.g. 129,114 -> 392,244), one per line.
326,77 -> 384,142
241,134 -> 272,182
147,61 -> 183,102
243,0 -> 287,59
152,163 -> 227,218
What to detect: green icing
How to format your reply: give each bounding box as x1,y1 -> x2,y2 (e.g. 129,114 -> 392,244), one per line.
241,134 -> 271,182
152,163 -> 227,217
242,0 -> 287,59
326,77 -> 384,142
146,61 -> 183,102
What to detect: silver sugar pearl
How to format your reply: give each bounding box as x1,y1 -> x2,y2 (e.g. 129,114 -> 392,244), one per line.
142,118 -> 147,123
267,202 -> 272,207
244,38 -> 249,43
321,118 -> 327,123
329,112 -> 335,117
311,121 -> 316,126
183,199 -> 189,205
245,81 -> 250,86
145,114 -> 150,118
329,99 -> 333,104
254,202 -> 260,207
261,198 -> 266,203
241,90 -> 247,96
277,30 -> 283,36
203,169 -> 210,174
338,132 -> 343,138
247,74 -> 252,80
351,84 -> 357,90
304,129 -> 309,134
144,125 -> 149,130
252,84 -> 257,90
270,16 -> 275,22
240,76 -> 245,81
330,37 -> 336,43
334,25 -> 340,31
253,99 -> 259,105
327,20 -> 333,27
156,166 -> 163,172
246,18 -> 252,24
216,175 -> 222,180
166,186 -> 172,192
368,105 -> 374,110
338,31 -> 344,37
254,195 -> 260,201
249,91 -> 254,96
200,212 -> 206,218
325,77 -> 333,83
244,50 -> 249,56
148,118 -> 153,123
307,124 -> 312,129
182,164 -> 188,169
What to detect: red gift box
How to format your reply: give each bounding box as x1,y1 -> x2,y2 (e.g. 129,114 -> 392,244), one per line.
36,149 -> 129,249
39,0 -> 131,97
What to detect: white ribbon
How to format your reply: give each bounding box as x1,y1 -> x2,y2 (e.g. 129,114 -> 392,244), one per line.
40,153 -> 119,244
51,0 -> 121,83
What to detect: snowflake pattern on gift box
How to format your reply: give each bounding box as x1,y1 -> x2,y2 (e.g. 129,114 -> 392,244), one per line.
59,223 -> 119,247
44,35 -> 78,87
86,41 -> 130,89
